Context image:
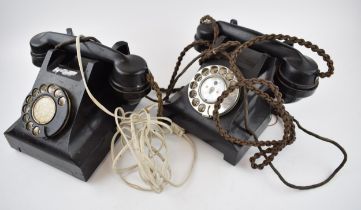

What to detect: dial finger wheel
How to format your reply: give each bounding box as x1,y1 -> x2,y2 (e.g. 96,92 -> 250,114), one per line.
21,84 -> 71,138
188,65 -> 240,118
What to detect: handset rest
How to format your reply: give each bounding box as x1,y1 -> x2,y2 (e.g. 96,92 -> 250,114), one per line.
30,32 -> 150,103
195,20 -> 320,103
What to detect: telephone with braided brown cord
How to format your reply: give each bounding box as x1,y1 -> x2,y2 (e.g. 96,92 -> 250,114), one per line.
163,16 -> 346,189
163,17 -> 339,168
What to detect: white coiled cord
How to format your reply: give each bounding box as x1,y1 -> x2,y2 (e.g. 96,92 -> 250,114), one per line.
75,36 -> 196,192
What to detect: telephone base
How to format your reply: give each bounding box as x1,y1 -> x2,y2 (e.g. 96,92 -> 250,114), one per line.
4,103 -> 137,181
163,85 -> 271,166
5,121 -> 111,181
3,49 -> 141,181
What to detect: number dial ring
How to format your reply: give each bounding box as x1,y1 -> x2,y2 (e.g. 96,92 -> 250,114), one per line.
21,84 -> 71,138
188,65 -> 240,118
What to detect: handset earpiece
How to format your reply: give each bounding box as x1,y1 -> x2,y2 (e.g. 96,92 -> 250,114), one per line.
195,20 -> 320,103
30,32 -> 150,104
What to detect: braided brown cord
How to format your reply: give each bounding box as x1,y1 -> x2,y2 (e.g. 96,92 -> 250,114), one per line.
200,15 -> 220,47
213,79 -> 295,169
229,34 -> 334,78
163,15 -> 227,100
164,40 -> 210,101
211,33 -> 335,169
146,73 -> 164,116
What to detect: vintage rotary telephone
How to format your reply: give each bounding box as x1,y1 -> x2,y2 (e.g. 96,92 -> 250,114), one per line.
163,19 -> 321,165
4,29 -> 152,181
163,16 -> 346,189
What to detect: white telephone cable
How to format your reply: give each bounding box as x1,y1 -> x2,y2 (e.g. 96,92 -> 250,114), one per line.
75,36 -> 196,192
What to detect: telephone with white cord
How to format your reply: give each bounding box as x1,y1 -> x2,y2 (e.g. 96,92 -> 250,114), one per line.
4,29 -> 152,181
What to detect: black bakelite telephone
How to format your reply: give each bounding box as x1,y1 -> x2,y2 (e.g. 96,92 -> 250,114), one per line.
163,19 -> 332,165
4,29 -> 151,181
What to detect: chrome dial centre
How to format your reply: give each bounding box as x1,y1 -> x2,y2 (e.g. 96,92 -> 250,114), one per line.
188,65 -> 240,118
32,96 -> 56,125
199,77 -> 227,103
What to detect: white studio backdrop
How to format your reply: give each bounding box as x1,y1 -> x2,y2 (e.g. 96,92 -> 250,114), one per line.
0,0 -> 360,210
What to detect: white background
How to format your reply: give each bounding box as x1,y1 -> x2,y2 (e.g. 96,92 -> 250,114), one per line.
0,0 -> 360,209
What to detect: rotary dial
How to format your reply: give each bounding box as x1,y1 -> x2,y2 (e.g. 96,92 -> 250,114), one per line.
21,84 -> 70,138
188,65 -> 240,118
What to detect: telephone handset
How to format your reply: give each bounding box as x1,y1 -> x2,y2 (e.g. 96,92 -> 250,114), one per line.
4,29 -> 151,181
163,18 -> 330,165
195,19 -> 321,103
30,30 -> 150,102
